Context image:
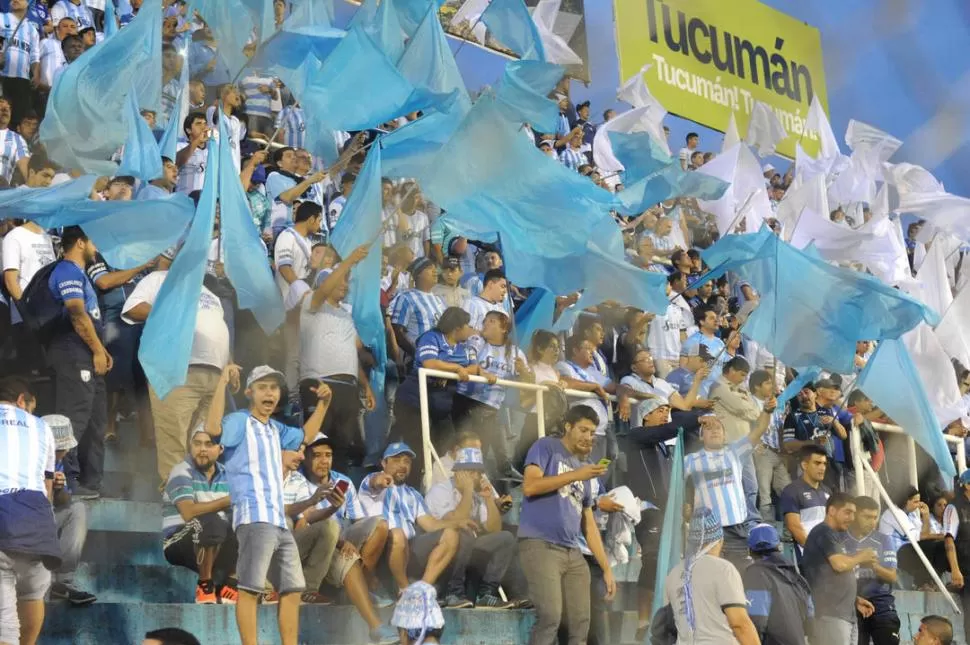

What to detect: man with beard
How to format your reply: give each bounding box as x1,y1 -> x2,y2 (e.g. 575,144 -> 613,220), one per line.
162,427 -> 236,605
204,364 -> 332,645
519,405 -> 616,645
358,443 -> 474,601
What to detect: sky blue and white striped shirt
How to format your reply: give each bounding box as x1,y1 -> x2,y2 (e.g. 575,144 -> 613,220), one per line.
389,288 -> 446,346
359,476 -> 429,540
160,76 -> 181,128
218,411 -> 304,530
275,105 -> 306,150
50,0 -> 94,31
559,147 -> 585,172
684,437 -> 752,528
38,36 -> 65,87
0,13 -> 40,80
0,403 -> 55,494
0,129 -> 28,182
282,469 -> 366,528
240,74 -> 275,120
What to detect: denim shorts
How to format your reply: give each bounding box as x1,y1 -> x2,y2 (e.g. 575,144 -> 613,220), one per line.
236,523 -> 306,595
1,550 -> 51,644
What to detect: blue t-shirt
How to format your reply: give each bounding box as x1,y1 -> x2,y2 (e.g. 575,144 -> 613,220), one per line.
778,479 -> 831,561
842,530 -> 897,618
518,436 -> 592,549
396,330 -> 474,416
48,259 -> 104,361
818,405 -> 853,464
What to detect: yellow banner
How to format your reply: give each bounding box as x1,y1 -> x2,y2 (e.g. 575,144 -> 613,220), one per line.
613,0 -> 828,159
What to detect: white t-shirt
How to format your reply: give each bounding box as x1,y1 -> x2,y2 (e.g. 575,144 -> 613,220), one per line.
299,298 -> 359,381
399,211 -> 430,258
175,142 -> 207,195
206,107 -> 246,172
121,271 -> 230,370
647,301 -> 687,361
2,226 -> 55,324
273,227 -> 312,297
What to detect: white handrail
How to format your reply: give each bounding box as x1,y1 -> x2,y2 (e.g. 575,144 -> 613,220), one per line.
871,422 -> 967,484
416,367 -> 619,491
855,443 -> 961,614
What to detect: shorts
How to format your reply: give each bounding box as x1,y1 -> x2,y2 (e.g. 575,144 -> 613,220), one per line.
236,523 -> 306,595
1,551 -> 51,644
325,547 -> 360,588
341,516 -> 384,550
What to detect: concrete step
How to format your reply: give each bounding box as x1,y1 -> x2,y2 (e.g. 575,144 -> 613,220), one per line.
72,564 -> 197,603
81,530 -> 165,565
40,603 -> 533,645
100,470 -> 162,503
87,498 -> 162,533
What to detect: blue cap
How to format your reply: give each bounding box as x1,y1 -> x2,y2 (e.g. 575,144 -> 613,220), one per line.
452,447 -> 486,472
383,442 -> 416,460
960,469 -> 970,486
748,523 -> 781,553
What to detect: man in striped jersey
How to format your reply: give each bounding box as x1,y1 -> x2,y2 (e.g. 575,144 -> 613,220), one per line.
558,129 -> 586,172
204,364 -> 333,645
274,102 -> 305,150
161,427 -> 237,605
0,0 -> 41,127
0,99 -> 29,186
0,376 -> 60,645
36,16 -> 76,93
50,0 -> 94,31
240,73 -> 278,139
389,257 -> 446,359
358,443 -> 477,599
684,405 -> 777,573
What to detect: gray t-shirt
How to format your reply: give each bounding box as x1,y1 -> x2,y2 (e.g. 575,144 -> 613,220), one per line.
801,522 -> 856,621
663,554 -> 747,644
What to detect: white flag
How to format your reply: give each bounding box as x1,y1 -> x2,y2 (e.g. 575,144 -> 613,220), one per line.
722,112 -> 740,153
897,191 -> 970,242
804,95 -> 839,159
744,101 -> 787,157
697,143 -> 771,235
905,324 -> 966,427
532,0 -> 582,66
937,281 -> 970,372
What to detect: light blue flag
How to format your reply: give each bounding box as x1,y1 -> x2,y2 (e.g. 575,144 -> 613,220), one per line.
394,0 -> 443,36
653,430 -> 685,616
617,156 -> 730,215
481,0 -> 545,61
54,194 -> 197,269
191,0 -> 275,79
118,87 -> 163,181
159,86 -> 185,162
856,338 -> 956,479
553,243 -> 668,331
139,117 -> 220,398
0,176 -> 99,220
514,288 -> 556,348
104,0 -> 118,37
350,0 -> 405,62
776,366 -> 822,405
40,0 -> 162,174
301,27 -> 448,163
494,60 -> 564,133
419,95 -> 623,292
248,0 -> 344,78
609,131 -> 673,184
329,145 -> 386,394
216,114 -> 284,334
380,91 -> 468,180
699,227 -> 939,374
398,4 -> 469,105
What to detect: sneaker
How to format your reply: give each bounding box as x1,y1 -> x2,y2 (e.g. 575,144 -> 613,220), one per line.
368,624 -> 400,645
195,581 -> 217,604
513,598 -> 534,609
475,585 -> 514,610
300,591 -> 333,605
50,583 -> 97,606
444,594 -> 474,609
219,585 -> 238,605
72,486 -> 100,500
370,591 -> 396,609
262,591 -> 279,604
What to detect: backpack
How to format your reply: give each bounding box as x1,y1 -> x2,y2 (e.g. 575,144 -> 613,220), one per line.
15,260 -> 65,346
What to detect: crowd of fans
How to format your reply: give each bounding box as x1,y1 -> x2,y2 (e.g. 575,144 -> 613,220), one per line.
0,1 -> 968,645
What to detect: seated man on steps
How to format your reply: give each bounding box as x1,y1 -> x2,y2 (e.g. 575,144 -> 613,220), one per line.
43,414 -> 97,606
281,446 -> 400,645
161,426 -> 237,605
358,443 -> 477,604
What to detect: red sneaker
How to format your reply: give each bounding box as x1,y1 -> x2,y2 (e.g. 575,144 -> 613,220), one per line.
262,591 -> 280,605
219,585 -> 238,605
300,591 -> 333,605
195,581 -> 217,604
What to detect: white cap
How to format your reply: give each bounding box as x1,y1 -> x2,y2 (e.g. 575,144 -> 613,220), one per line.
763,163 -> 776,173
246,365 -> 285,389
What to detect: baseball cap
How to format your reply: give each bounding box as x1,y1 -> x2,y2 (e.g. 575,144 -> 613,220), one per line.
747,523 -> 781,553
959,469 -> 970,486
43,415 -> 77,451
814,377 -> 840,391
307,432 -> 330,448
452,447 -> 486,472
246,365 -> 285,389
441,256 -> 461,270
383,442 -> 416,460
637,397 -> 670,421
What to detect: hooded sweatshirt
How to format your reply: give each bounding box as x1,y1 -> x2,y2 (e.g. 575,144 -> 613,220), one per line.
742,552 -> 814,645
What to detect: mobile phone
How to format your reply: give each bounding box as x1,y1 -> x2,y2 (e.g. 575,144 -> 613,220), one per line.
335,479 -> 350,494
597,458 -> 612,468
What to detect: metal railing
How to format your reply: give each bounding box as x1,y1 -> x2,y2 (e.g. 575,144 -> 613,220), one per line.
416,367 -> 616,491
858,422 -> 967,491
